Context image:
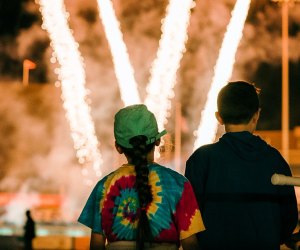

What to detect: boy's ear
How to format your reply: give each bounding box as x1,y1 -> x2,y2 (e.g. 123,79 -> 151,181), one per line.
115,141 -> 124,154
252,109 -> 260,124
215,111 -> 224,125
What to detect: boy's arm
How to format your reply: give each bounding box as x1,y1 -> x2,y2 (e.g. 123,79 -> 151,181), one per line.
280,185 -> 298,243
276,156 -> 299,243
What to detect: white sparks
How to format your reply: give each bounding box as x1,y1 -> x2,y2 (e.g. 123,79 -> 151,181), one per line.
37,0 -> 103,184
145,0 -> 195,131
96,0 -> 141,105
97,0 -> 194,132
193,0 -> 251,150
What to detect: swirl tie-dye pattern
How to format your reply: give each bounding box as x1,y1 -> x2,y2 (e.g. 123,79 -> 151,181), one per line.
78,163 -> 205,244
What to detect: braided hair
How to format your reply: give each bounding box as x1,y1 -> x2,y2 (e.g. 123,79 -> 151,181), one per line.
122,135 -> 154,250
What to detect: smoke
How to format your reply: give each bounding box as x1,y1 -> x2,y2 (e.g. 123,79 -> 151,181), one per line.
0,83 -> 117,225
234,1 -> 300,129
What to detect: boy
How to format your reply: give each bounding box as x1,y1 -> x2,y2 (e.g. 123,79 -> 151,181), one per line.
185,81 -> 298,250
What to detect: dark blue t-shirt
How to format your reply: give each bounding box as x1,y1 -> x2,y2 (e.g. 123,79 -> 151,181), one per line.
185,131 -> 298,250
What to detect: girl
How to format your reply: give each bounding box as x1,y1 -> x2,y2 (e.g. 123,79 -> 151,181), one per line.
78,104 -> 204,250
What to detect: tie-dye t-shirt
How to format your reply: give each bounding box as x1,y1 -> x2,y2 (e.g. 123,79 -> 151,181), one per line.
78,163 -> 204,244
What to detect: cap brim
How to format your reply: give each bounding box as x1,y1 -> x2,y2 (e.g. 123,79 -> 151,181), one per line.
147,129 -> 167,145
156,129 -> 167,140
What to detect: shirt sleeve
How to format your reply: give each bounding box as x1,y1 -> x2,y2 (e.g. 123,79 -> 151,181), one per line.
185,149 -> 208,212
174,180 -> 205,240
78,180 -> 105,234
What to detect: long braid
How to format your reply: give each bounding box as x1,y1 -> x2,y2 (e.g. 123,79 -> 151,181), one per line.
123,135 -> 154,250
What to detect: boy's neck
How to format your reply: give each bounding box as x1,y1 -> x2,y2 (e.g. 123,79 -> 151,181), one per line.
223,111 -> 259,134
215,110 -> 260,134
225,123 -> 255,134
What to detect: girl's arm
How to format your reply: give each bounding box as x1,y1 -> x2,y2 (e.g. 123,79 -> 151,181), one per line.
90,232 -> 106,250
181,234 -> 200,250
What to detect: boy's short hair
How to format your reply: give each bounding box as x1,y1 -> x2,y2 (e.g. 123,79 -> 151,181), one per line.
217,81 -> 260,124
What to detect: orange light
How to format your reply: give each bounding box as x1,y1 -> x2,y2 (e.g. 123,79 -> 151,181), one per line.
23,59 -> 36,70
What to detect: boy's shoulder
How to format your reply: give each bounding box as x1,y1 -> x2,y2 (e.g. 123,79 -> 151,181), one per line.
189,132 -> 285,162
190,141 -> 221,156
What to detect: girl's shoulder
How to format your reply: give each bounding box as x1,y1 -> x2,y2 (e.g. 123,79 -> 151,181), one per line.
149,163 -> 188,184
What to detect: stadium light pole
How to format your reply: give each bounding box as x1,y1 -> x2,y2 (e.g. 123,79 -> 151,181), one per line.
281,0 -> 289,161
272,0 -> 292,161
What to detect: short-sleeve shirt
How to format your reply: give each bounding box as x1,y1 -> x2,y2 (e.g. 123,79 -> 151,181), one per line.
78,163 -> 204,244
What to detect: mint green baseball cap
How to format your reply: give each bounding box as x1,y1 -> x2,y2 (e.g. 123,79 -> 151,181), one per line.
114,104 -> 167,149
